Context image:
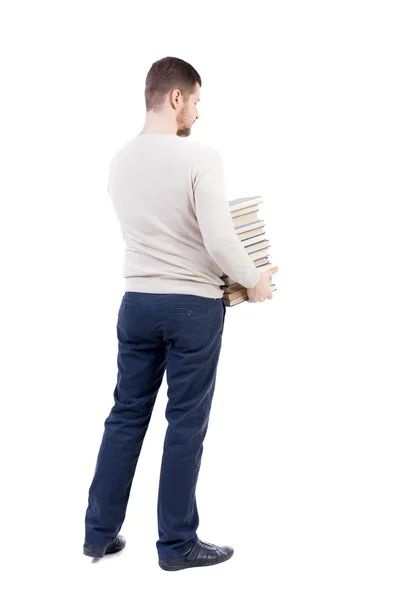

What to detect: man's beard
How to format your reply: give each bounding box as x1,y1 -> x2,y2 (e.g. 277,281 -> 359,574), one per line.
176,107 -> 192,137
176,126 -> 191,137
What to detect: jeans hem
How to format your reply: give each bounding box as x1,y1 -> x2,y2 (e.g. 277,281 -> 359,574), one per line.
157,534 -> 199,561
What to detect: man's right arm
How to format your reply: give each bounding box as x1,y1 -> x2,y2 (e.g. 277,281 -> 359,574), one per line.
192,148 -> 261,289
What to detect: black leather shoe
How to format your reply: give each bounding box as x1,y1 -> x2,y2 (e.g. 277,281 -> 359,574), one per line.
83,534 -> 126,558
158,539 -> 234,571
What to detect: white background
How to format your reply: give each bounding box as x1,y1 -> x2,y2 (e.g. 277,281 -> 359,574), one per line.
1,1 -> 399,598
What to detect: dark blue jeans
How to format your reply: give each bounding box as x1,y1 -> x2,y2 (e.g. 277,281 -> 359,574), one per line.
84,291 -> 226,560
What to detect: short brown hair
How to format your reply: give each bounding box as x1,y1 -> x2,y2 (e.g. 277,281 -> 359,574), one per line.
144,56 -> 202,112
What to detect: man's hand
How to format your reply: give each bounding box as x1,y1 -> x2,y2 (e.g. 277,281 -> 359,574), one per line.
246,265 -> 279,303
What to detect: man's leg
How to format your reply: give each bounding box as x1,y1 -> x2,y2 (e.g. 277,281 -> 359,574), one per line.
156,296 -> 226,561
84,293 -> 166,549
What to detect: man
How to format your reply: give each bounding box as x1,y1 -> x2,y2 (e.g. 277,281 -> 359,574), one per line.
83,56 -> 278,570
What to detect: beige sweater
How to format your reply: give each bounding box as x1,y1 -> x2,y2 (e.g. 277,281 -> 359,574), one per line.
108,133 -> 261,299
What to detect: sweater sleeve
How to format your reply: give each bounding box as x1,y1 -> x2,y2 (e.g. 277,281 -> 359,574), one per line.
192,148 -> 261,289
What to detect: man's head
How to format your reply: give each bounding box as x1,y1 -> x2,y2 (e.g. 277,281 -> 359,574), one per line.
144,57 -> 202,137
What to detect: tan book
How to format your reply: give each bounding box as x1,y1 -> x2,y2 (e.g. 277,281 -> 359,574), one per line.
221,281 -> 244,294
229,196 -> 263,213
224,295 -> 248,307
223,282 -> 277,307
223,287 -> 248,301
242,233 -> 267,246
254,256 -> 270,266
232,210 -> 259,227
230,203 -> 262,217
245,240 -> 270,254
248,247 -> 270,261
234,219 -> 265,235
238,226 -> 265,242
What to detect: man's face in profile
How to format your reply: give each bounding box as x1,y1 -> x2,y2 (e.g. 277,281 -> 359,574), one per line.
176,84 -> 200,137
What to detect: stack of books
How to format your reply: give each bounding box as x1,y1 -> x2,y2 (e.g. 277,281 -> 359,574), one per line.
221,196 -> 277,307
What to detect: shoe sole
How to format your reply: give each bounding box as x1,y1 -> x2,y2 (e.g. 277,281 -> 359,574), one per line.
159,549 -> 234,571
83,547 -> 106,558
